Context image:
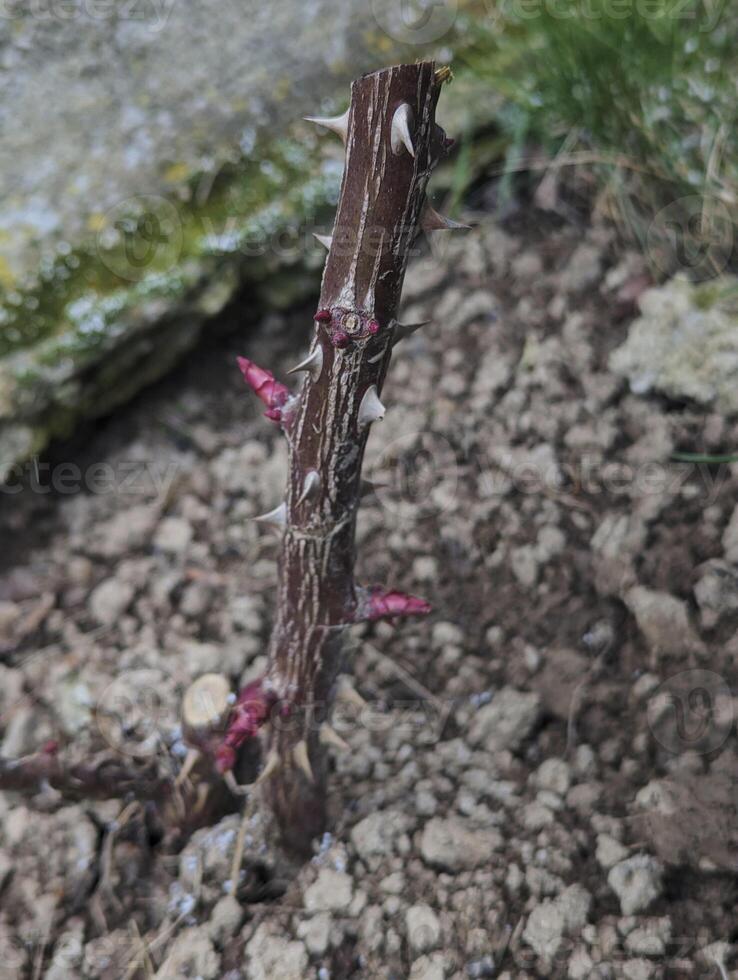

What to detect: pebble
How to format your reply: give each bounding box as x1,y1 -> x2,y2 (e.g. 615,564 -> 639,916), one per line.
303,868 -> 353,912
420,818 -> 502,872
88,578 -> 134,626
154,516 -> 193,554
406,904 -> 441,954
244,925 -> 308,980
608,855 -> 664,915
468,687 -> 541,752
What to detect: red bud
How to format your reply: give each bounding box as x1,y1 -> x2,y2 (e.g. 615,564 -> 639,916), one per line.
237,357 -> 290,416
361,587 -> 432,622
332,331 -> 350,349
215,678 -> 276,773
315,308 -> 332,323
368,319 -> 380,335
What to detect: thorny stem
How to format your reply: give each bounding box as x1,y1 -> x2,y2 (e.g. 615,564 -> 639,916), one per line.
237,62 -> 459,852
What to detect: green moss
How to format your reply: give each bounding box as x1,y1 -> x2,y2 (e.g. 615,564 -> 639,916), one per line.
0,133 -> 341,362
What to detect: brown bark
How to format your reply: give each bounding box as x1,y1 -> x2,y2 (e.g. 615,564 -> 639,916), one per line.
261,62 -> 450,852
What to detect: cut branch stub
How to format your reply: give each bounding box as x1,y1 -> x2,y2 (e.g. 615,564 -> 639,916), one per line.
244,63 -> 454,853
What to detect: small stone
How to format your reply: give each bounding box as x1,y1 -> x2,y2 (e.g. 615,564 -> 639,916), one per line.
608,855 -> 664,915
431,621 -> 465,649
522,801 -> 554,830
158,926 -> 220,979
510,544 -> 539,587
523,900 -> 566,959
534,757 -> 571,795
596,834 -> 629,870
244,925 -> 308,980
625,586 -> 703,658
89,578 -> 135,626
624,918 -> 672,957
557,884 -> 592,931
409,952 -> 446,980
420,817 -> 502,871
297,913 -> 331,956
621,958 -> 655,980
469,688 -> 541,752
406,904 -> 441,954
350,810 -> 410,862
154,516 -> 193,554
694,560 -> 738,628
208,896 -> 243,945
303,868 -> 353,912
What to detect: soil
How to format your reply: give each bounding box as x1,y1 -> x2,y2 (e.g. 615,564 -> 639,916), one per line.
1,200 -> 737,979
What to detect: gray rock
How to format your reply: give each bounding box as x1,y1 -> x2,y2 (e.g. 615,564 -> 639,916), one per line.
624,918 -> 672,957
406,904 -> 442,954
596,834 -> 630,870
208,896 -> 243,946
469,687 -> 541,752
154,517 -> 193,555
419,817 -> 502,871
610,275 -> 738,414
244,925 -> 307,980
154,927 -> 220,979
409,953 -> 446,980
523,900 -> 566,959
694,560 -> 738,628
608,855 -> 664,915
303,868 -> 353,912
624,586 -> 704,658
88,578 -> 135,626
350,810 -> 410,862
296,913 -> 331,957
522,884 -> 591,960
534,757 -> 571,795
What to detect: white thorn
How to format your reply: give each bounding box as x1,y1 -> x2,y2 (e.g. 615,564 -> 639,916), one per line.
357,385 -> 385,428
320,723 -> 349,752
304,107 -> 350,143
253,502 -> 287,528
392,319 -> 431,346
313,233 -> 333,250
292,739 -> 314,782
336,676 -> 368,709
255,748 -> 280,786
297,469 -> 321,504
287,345 -> 323,382
421,203 -> 470,232
391,103 -> 415,158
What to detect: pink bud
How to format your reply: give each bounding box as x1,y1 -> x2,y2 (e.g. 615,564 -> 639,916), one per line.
362,588 -> 432,622
237,357 -> 290,414
315,308 -> 332,323
215,678 -> 277,773
332,331 -> 350,349
264,407 -> 283,423
368,319 -> 380,335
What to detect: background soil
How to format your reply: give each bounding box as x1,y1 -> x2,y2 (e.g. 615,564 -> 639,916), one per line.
1,200 -> 737,979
